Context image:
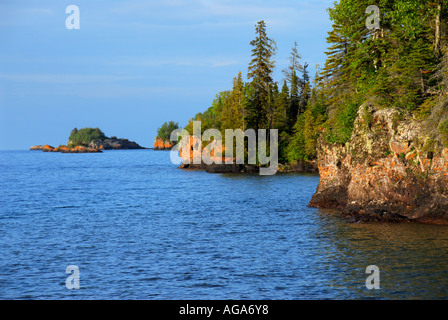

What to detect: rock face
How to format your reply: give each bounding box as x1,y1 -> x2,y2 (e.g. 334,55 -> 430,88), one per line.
310,104 -> 448,224
154,138 -> 174,150
176,135 -> 243,172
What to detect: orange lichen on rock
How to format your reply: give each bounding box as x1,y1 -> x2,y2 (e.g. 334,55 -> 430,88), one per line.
154,138 -> 174,150
57,145 -> 70,152
176,135 -> 233,164
42,145 -> 55,152
390,140 -> 411,155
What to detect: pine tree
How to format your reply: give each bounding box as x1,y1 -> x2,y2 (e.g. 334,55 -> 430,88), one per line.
246,20 -> 277,131
283,41 -> 304,88
318,22 -> 351,109
219,71 -> 246,131
274,80 -> 290,131
299,63 -> 311,115
286,70 -> 300,133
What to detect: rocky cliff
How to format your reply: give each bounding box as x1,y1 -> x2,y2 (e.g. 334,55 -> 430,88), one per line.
309,104 -> 448,224
154,138 -> 174,150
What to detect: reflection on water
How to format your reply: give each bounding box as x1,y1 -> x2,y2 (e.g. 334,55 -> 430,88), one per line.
0,150 -> 447,299
313,209 -> 448,299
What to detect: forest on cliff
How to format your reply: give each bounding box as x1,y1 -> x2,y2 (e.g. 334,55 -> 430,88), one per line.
160,0 -> 448,164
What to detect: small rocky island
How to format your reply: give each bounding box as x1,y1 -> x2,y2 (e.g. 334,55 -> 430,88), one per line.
31,128 -> 146,153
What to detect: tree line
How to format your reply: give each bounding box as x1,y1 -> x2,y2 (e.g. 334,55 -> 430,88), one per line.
158,1 -> 448,164
180,20 -> 312,164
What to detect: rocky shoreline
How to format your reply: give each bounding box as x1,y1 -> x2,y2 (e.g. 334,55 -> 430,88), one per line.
154,138 -> 174,150
309,104 -> 448,225
178,161 -> 317,174
31,137 -> 146,153
30,145 -> 102,153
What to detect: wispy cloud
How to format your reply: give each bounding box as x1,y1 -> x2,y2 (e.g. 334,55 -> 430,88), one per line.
0,4 -> 55,26
104,0 -> 331,31
27,8 -> 53,15
0,73 -> 140,84
102,56 -> 242,68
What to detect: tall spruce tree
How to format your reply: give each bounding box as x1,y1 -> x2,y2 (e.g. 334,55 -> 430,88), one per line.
287,71 -> 300,132
283,41 -> 304,87
219,71 -> 246,131
246,20 -> 277,131
299,63 -> 311,115
274,80 -> 290,131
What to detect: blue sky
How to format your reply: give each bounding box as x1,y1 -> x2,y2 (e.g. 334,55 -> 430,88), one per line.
0,0 -> 334,150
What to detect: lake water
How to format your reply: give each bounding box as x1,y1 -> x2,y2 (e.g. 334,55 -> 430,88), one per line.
0,150 -> 447,299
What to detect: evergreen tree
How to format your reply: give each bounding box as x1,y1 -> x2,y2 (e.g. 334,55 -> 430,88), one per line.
273,80 -> 289,131
286,71 -> 300,132
246,20 -> 277,131
156,121 -> 180,141
283,41 -> 304,88
219,71 -> 246,130
299,63 -> 311,115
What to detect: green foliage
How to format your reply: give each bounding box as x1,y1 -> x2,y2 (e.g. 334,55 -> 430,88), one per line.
286,115 -> 307,162
156,121 -> 180,141
324,100 -> 360,144
68,128 -> 107,147
218,72 -> 246,131
422,138 -> 436,154
286,87 -> 327,162
362,104 -> 374,130
184,92 -> 226,135
439,119 -> 448,146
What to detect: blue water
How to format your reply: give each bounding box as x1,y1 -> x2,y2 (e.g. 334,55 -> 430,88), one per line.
0,150 -> 447,299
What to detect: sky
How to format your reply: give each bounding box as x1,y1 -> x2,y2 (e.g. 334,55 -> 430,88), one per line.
0,0 -> 334,150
